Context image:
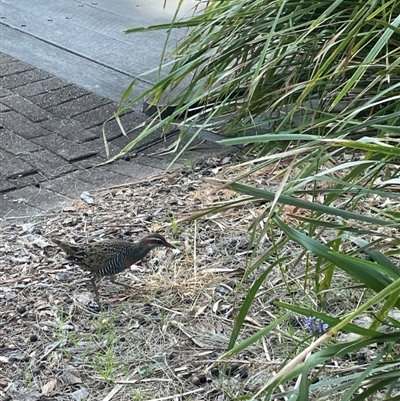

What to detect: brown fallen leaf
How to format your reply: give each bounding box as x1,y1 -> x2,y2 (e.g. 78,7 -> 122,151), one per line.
61,371 -> 82,385
42,379 -> 57,396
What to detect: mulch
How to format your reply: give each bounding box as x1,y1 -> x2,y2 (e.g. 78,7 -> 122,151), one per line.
0,155 -> 382,400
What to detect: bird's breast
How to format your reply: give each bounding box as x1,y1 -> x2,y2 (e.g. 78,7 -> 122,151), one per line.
124,256 -> 137,268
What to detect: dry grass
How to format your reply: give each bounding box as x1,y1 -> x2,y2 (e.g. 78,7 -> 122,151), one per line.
0,156 -> 387,400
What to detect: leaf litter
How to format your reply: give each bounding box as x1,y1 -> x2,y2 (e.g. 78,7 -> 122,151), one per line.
1,154 -> 398,400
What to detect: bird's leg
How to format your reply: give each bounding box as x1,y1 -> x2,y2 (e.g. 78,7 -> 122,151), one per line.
109,275 -> 132,290
90,276 -> 100,299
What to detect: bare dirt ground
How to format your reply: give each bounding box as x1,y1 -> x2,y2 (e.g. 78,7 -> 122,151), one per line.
0,155 -> 386,401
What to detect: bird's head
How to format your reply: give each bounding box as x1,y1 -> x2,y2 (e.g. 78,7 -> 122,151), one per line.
139,233 -> 175,249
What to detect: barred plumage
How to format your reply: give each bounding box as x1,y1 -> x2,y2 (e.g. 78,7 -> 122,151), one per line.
52,233 -> 175,298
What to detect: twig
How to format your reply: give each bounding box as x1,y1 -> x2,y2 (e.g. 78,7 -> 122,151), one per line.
40,340 -> 65,361
101,369 -> 138,401
151,302 -> 184,316
146,388 -> 204,401
96,173 -> 174,192
115,378 -> 172,384
5,213 -> 57,221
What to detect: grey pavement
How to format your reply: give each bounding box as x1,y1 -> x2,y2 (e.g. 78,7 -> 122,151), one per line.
0,1 -> 230,225
0,0 -> 199,104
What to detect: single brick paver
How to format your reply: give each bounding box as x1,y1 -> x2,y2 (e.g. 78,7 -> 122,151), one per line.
72,102 -> 120,129
0,177 -> 17,193
0,88 -> 13,98
38,117 -> 100,143
133,153 -> 184,171
28,85 -> 89,109
79,138 -> 124,160
0,103 -> 11,112
101,159 -> 164,180
1,94 -> 51,122
0,68 -> 52,89
0,54 -> 17,63
41,175 -> 91,198
0,61 -> 33,76
102,111 -> 148,141
31,134 -> 99,162
47,93 -> 112,119
72,167 -> 134,188
0,130 -> 43,154
20,149 -> 77,178
0,150 -> 37,179
0,195 -> 41,220
1,111 -> 52,139
13,77 -> 72,98
4,186 -> 73,211
7,173 -> 47,190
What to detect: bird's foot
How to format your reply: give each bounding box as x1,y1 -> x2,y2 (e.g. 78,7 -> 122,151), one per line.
109,275 -> 132,291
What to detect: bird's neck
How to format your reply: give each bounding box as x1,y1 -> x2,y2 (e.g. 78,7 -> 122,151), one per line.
133,242 -> 158,260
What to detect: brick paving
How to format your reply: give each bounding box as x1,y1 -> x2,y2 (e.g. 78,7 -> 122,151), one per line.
0,53 -> 227,225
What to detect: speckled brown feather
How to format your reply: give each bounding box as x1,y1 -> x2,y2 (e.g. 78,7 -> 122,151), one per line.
52,240 -> 136,274
52,233 -> 175,297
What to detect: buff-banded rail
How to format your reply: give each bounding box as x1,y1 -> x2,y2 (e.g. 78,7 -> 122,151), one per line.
52,233 -> 175,298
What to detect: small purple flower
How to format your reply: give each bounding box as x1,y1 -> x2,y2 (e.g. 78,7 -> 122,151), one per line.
304,316 -> 329,335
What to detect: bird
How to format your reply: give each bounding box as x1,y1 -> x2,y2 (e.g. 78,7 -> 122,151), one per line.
52,233 -> 175,298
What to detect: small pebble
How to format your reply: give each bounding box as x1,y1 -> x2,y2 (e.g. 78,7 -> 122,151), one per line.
191,376 -> 201,385
358,354 -> 367,365
17,305 -> 26,314
221,156 -> 231,165
225,364 -> 240,376
342,352 -> 358,361
29,334 -> 38,342
216,285 -> 231,295
88,303 -> 101,313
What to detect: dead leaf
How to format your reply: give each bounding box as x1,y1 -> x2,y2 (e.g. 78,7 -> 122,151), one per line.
195,304 -> 208,317
41,379 -> 57,395
212,299 -> 222,314
62,371 -> 82,385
